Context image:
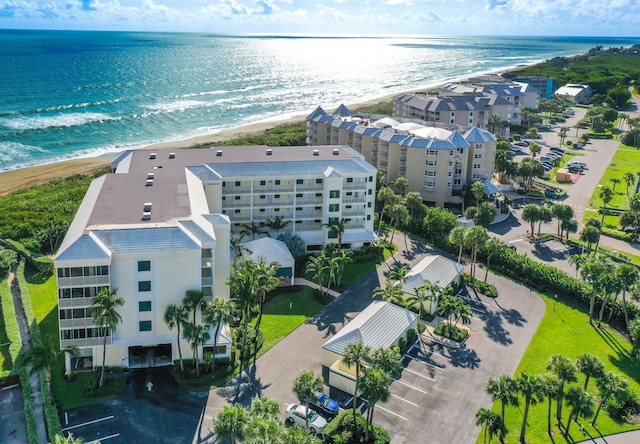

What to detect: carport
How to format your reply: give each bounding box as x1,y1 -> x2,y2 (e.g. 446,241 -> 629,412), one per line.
241,237 -> 295,285
128,344 -> 172,368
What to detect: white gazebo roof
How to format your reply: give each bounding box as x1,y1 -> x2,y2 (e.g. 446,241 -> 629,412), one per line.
402,255 -> 464,294
242,237 -> 294,267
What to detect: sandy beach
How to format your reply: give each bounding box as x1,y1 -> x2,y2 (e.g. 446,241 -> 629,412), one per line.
0,93 -> 397,196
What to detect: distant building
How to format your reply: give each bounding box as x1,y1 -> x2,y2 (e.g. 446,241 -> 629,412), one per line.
512,75 -> 557,101
555,84 -> 592,104
307,105 -> 497,209
55,145 -> 377,373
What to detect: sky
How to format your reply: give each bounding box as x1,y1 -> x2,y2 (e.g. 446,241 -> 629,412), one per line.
0,0 -> 639,37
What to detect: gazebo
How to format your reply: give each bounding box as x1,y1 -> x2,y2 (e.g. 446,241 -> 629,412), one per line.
242,237 -> 296,285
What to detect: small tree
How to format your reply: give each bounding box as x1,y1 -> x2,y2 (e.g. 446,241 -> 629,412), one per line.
592,371 -> 630,425
359,368 -> 391,441
183,323 -> 210,378
204,298 -> 234,374
522,204 -> 540,236
486,374 -> 519,421
92,288 -> 124,388
449,226 -> 467,263
599,185 -> 614,223
164,304 -> 189,372
546,354 -> 577,424
517,372 -> 545,443
215,404 -> 246,444
342,342 -> 371,423
291,370 -> 324,430
576,353 -> 604,391
564,386 -> 594,435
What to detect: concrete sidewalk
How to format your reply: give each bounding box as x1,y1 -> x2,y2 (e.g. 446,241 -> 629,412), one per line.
577,429 -> 640,444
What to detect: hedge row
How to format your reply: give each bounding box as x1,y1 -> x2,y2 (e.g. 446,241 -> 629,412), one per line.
19,369 -> 39,444
4,239 -> 54,276
0,276 -> 21,380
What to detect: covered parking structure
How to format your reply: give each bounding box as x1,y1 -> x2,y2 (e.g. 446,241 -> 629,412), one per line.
322,301 -> 418,394
242,237 -> 295,285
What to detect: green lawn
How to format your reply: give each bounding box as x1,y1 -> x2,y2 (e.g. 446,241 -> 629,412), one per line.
0,279 -> 21,378
589,145 -> 640,212
479,294 -> 640,444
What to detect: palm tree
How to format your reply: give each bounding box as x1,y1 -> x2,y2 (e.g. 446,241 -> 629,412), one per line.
488,113 -> 501,133
540,373 -> 560,436
610,177 -> 621,195
471,181 -> 487,208
486,374 -> 519,421
623,171 -> 636,199
580,225 -> 600,253
592,371 -> 629,426
522,204 -> 540,236
616,263 -> 639,333
245,397 -> 282,442
465,226 -> 489,280
580,255 -> 612,324
406,282 -> 441,321
369,346 -> 402,376
183,289 -> 206,328
449,226 -> 467,263
204,298 -> 234,373
291,370 -> 323,430
597,269 -> 622,328
558,126 -> 568,146
475,407 -> 495,444
484,237 -> 504,282
53,434 -> 85,444
385,201 -> 410,245
15,335 -> 77,397
342,342 -> 371,422
386,264 -> 409,284
372,282 -> 404,305
405,191 -> 424,218
230,233 -> 251,259
564,386 -> 594,436
215,404 -> 246,444
360,368 -> 391,441
568,254 -> 585,278
334,249 -> 353,289
92,288 -> 124,388
575,353 -> 604,391
552,204 -> 574,237
306,253 -> 330,297
376,186 -> 396,235
182,322 -> 210,378
324,218 -> 347,249
546,354 -> 577,425
393,176 -> 410,197
529,143 -> 541,158
562,218 -> 578,240
599,185 -> 614,223
164,304 -> 189,372
264,215 -> 290,238
251,259 -> 280,343
517,372 -> 545,443
240,221 -> 266,240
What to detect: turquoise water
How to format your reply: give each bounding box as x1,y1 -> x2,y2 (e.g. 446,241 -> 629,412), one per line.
0,31 -> 636,172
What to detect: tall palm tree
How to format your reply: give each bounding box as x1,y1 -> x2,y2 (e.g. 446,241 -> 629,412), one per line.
324,218 -> 347,249
529,143 -> 541,158
449,226 -> 466,263
264,215 -> 290,238
182,322 -> 210,378
230,233 -> 251,259
562,218 -> 578,240
372,282 -> 404,305
393,176 -> 410,197
486,374 -> 519,421
599,185 -> 614,223
592,371 -> 629,426
204,298 -> 234,373
183,289 -> 206,328
568,253 -> 585,278
342,342 -> 371,422
306,253 -> 330,297
471,181 -> 487,208
406,282 -> 441,321
475,408 -> 507,444
387,264 -> 409,284
15,335 -> 77,397
581,255 -> 612,324
597,270 -> 622,328
405,191 -> 424,218
215,404 -> 246,444
484,237 -> 504,282
369,346 -> 402,376
623,171 -> 636,199
475,407 -> 494,444
291,370 -> 323,430
164,303 -> 189,372
546,354 -> 577,425
92,288 -> 124,388
517,372 -> 545,443
540,373 -> 560,436
575,353 -> 604,391
616,263 -> 639,333
385,201 -> 410,245
558,126 -> 568,146
465,226 -> 489,280
334,249 -> 353,289
552,204 -> 574,237
376,186 -> 396,235
360,368 -> 391,441
240,221 -> 266,240
252,259 -> 281,339
564,386 -> 594,435
610,177 -> 621,194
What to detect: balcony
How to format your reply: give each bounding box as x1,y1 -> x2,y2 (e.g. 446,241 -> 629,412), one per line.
57,276 -> 110,288
222,201 -> 251,209
296,211 -> 323,219
343,182 -> 367,191
343,209 -> 366,217
296,184 -> 323,192
202,258 -> 213,268
398,160 -> 406,167
223,185 -> 252,194
60,318 -> 94,329
59,297 -> 95,309
342,196 -> 366,204
62,337 -> 111,349
295,224 -> 322,232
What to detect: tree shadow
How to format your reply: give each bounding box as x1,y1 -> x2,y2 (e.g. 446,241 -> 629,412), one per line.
501,307 -> 527,327
449,347 -> 481,369
227,366 -> 271,406
478,309 -> 512,346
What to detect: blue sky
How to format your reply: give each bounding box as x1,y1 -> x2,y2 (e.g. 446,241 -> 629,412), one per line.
1,0 -> 639,36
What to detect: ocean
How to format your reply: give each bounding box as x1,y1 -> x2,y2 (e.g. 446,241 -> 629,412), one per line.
0,31 -> 636,173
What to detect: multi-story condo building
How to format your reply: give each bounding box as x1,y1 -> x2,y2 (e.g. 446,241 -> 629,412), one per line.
307,106 -> 497,208
55,145 -> 377,372
511,75 -> 557,100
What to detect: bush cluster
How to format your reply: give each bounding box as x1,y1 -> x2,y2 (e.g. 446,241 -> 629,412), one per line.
4,239 -> 54,276
324,409 -> 390,444
352,245 -> 384,264
434,323 -> 468,342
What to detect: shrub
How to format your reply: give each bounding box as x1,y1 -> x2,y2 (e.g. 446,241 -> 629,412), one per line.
434,323 -> 468,342
397,337 -> 408,354
0,249 -> 17,279
406,328 -> 417,346
84,377 -> 99,397
417,321 -> 426,333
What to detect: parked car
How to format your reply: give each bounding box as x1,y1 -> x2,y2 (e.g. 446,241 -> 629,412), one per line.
514,141 -> 530,147
285,404 -> 328,435
539,124 -> 553,131
306,391 -> 340,417
550,147 -> 566,155
567,161 -> 587,169
540,156 -> 553,163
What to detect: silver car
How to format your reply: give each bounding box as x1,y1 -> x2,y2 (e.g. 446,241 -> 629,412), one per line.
285,404 -> 328,435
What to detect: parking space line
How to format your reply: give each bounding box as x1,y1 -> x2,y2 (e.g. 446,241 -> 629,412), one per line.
456,294 -> 490,307
392,377 -> 431,394
87,433 -> 119,443
403,354 -> 444,372
391,393 -> 419,407
402,364 -> 438,381
62,415 -> 114,432
412,341 -> 453,361
376,404 -> 408,421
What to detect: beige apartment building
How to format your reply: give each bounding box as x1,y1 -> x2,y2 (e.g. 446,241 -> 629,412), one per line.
307,106 -> 497,208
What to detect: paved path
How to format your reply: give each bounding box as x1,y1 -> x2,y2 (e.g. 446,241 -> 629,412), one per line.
578,429 -> 640,444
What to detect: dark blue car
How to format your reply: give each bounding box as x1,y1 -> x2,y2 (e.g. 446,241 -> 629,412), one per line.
307,391 -> 340,416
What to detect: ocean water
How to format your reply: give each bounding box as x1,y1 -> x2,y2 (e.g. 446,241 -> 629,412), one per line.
0,31 -> 636,173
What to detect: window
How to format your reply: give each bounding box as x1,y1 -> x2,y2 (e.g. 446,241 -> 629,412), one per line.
368,189 -> 372,195
260,180 -> 266,186
61,330 -> 72,340
72,308 -> 85,318
260,195 -> 266,199
472,173 -> 482,180
346,191 -> 353,196
234,209 -> 240,213
315,206 -> 321,210
346,178 -> 353,183
274,194 -> 280,199
138,281 -> 151,292
234,181 -> 241,187
474,154 -> 483,159
329,204 -> 339,212
424,181 -> 436,188
259,209 -> 265,213
345,205 -> 352,209
234,195 -> 241,200
329,190 -> 340,199
367,215 -> 371,220
275,180 -> 281,185
367,202 -> 372,208
447,182 -> 452,188
473,164 -> 482,169
296,207 -> 303,211
274,208 -> 280,212
448,161 -> 453,167
296,179 -> 303,185
425,171 -> 437,177
426,150 -> 438,156
139,321 -> 152,332
369,176 -> 373,182
315,193 -> 322,197
296,193 -> 303,198
475,143 -> 483,150
316,179 -> 323,184
139,301 -> 152,312
425,160 -> 438,166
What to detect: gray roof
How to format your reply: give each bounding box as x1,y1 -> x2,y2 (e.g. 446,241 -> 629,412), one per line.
242,237 -> 294,267
178,220 -> 216,245
323,301 -> 418,355
464,126 -> 497,143
56,234 -> 110,262
92,227 -> 199,253
402,255 -> 464,294
307,106 -> 329,120
332,104 -> 352,118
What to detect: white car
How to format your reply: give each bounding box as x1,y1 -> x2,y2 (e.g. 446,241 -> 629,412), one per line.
285,404 -> 328,435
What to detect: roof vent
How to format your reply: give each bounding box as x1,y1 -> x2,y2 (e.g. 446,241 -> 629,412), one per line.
266,148 -> 273,156
313,149 -> 319,156
332,148 -> 340,155
141,212 -> 151,221
216,150 -> 223,157
146,179 -> 154,187
149,152 -> 156,159
143,202 -> 152,212
147,173 -> 154,180
169,152 -> 175,159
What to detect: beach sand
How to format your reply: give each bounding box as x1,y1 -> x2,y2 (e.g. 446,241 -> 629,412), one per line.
0,95 -> 395,196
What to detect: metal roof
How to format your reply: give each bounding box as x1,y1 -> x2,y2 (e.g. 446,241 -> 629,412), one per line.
402,255 -> 464,294
92,227 -> 199,253
242,237 -> 294,267
323,301 -> 418,355
55,234 -> 111,262
464,126 -> 497,143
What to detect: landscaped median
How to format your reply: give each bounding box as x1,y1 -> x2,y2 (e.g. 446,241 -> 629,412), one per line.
422,316 -> 470,349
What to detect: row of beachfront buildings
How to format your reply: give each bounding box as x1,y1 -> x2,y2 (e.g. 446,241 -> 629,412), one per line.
55,74 -> 581,374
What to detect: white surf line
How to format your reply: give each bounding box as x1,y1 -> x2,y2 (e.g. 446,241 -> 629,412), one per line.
404,354 -> 444,372
393,377 -> 432,393
86,433 -> 119,443
391,393 -> 419,407
62,415 -> 114,432
376,405 -> 408,421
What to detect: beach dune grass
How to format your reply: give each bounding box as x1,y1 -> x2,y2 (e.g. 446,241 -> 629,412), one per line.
477,294 -> 640,444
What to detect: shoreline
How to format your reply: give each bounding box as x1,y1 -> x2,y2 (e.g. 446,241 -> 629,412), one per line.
0,47 -> 595,196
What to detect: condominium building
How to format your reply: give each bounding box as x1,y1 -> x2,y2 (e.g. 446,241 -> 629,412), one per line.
511,75 -> 557,100
307,106 -> 497,208
55,145 -> 377,372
